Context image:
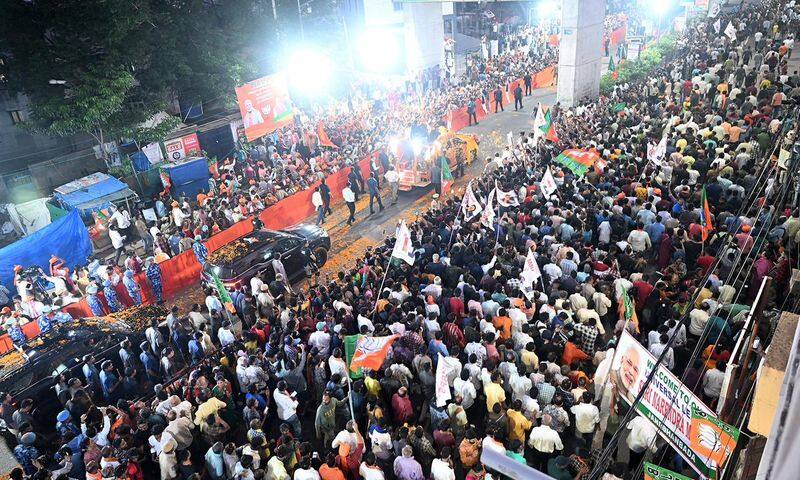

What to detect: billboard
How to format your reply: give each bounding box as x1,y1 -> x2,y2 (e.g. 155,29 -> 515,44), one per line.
164,133 -> 201,161
234,73 -> 294,142
611,331 -> 722,478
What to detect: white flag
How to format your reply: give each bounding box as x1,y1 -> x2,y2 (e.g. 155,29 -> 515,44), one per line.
507,131 -> 513,146
481,255 -> 497,274
532,103 -> 547,142
495,182 -> 520,207
391,220 -> 415,265
713,19 -> 721,34
480,188 -> 496,230
435,353 -> 461,407
461,181 -> 483,221
707,0 -> 721,18
724,22 -> 736,40
647,136 -> 667,165
520,249 -> 542,299
540,167 -> 558,198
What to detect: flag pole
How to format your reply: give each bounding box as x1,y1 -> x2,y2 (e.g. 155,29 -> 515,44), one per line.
346,371 -> 356,421
371,257 -> 392,321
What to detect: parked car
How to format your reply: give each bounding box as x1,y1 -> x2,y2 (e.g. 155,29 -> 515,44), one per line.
201,224 -> 330,289
0,317 -> 144,435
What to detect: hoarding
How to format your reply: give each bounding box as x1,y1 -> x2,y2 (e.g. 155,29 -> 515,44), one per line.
234,73 -> 294,142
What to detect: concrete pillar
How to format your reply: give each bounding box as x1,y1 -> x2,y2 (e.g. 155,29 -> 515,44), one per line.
557,0 -> 605,107
403,2 -> 445,71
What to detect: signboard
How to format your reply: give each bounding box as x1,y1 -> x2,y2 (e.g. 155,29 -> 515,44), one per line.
644,463 -> 694,480
611,331 -> 720,478
164,133 -> 201,161
234,73 -> 294,142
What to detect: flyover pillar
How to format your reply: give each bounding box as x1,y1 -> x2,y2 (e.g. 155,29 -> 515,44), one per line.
557,0 -> 605,106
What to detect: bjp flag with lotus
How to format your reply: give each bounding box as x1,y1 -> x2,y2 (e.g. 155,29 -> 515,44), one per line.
349,335 -> 399,371
689,405 -> 739,470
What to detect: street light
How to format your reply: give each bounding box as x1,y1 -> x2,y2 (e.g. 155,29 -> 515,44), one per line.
48,79 -> 67,85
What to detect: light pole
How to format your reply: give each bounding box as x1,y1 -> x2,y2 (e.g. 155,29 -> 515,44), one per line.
296,0 -> 305,41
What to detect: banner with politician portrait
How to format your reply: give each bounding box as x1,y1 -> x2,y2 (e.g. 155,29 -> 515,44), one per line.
235,73 -> 295,142
611,331 -> 721,478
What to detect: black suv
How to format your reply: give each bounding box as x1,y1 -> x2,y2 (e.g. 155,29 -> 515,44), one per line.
201,224 -> 330,289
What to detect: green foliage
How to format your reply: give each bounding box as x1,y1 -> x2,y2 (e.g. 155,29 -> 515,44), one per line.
600,33 -> 679,95
0,0 -> 270,147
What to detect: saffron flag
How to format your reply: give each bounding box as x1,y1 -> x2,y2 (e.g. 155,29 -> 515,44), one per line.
461,181 -> 483,221
349,334 -> 399,371
689,405 -> 740,470
540,167 -> 558,198
210,271 -> 236,314
392,220 -> 415,265
554,149 -> 600,177
495,182 -> 520,207
441,156 -> 454,195
701,185 -> 714,241
316,121 -> 338,148
480,189 -> 496,231
541,109 -> 558,142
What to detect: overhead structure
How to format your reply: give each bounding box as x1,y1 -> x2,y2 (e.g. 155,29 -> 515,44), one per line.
557,0 -> 605,106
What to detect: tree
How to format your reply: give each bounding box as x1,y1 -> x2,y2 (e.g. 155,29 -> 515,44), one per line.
0,0 -> 272,161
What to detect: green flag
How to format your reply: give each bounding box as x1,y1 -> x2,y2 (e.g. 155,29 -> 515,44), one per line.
210,270 -> 235,313
344,334 -> 364,379
643,463 -> 693,480
440,155 -> 453,195
612,102 -> 627,112
608,55 -> 615,72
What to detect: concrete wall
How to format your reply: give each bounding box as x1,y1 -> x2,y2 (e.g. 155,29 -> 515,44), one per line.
557,0 -> 605,106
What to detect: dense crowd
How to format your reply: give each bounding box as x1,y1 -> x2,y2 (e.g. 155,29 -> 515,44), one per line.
2,1 -> 800,480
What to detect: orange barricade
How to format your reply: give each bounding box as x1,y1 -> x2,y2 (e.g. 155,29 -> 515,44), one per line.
21,321 -> 41,340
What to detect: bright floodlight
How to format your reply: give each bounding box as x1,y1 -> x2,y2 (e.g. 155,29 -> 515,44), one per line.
286,48 -> 332,96
411,138 -> 424,157
358,28 -> 402,72
640,0 -> 672,16
537,1 -> 559,18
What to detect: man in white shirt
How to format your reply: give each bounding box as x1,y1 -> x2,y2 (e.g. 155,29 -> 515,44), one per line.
702,361 -> 726,406
217,321 -> 235,347
430,449 -> 456,480
626,414 -> 658,468
312,187 -> 325,225
454,370 -> 477,409
527,414 -> 563,470
648,334 -> 675,369
689,303 -> 711,337
273,380 -> 301,438
627,224 -> 652,253
343,186 -> 357,225
570,392 -> 600,444
384,165 -> 400,204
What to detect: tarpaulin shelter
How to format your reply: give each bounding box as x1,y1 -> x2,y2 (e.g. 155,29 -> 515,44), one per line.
161,157 -> 210,199
0,209 -> 93,290
51,172 -> 137,220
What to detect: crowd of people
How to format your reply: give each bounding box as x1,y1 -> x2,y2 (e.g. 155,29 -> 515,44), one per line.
3,1 -> 800,479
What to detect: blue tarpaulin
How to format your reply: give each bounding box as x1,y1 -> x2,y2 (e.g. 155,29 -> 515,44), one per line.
52,172 -> 136,218
0,210 -> 93,291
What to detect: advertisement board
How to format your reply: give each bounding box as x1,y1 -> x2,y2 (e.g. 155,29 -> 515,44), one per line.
164,133 -> 201,161
644,463 -> 693,480
234,73 -> 294,142
611,331 -> 720,478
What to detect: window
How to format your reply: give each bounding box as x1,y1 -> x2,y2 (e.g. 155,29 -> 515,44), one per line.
8,110 -> 23,124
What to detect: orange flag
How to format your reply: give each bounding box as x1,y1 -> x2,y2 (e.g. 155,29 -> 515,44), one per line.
349,335 -> 398,371
317,121 -> 338,149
